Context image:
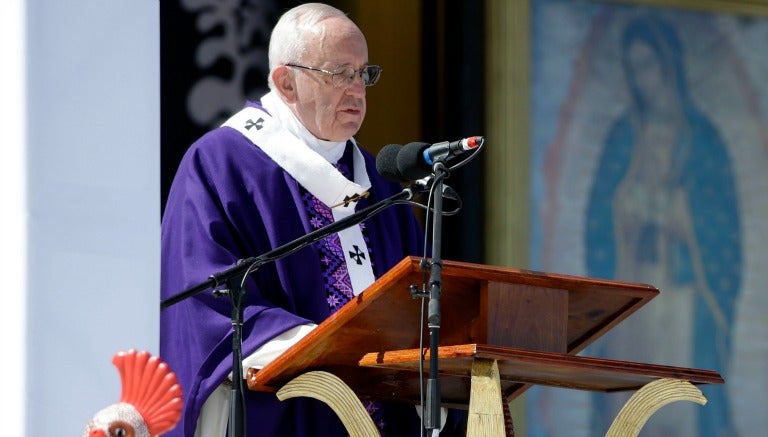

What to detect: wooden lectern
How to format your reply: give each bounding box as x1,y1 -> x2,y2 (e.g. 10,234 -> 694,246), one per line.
247,257 -> 723,435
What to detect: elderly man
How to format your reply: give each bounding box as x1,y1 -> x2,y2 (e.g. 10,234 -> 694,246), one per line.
160,3 -> 464,436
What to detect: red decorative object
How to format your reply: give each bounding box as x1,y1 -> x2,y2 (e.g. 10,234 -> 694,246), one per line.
84,349 -> 183,437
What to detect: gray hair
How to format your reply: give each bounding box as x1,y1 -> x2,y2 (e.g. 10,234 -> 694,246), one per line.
267,3 -> 351,89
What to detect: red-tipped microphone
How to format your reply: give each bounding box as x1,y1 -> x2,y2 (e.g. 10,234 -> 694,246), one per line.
393,136 -> 484,181
422,136 -> 484,165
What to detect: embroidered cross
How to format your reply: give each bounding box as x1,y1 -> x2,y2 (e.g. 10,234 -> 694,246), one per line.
348,245 -> 366,265
245,117 -> 264,130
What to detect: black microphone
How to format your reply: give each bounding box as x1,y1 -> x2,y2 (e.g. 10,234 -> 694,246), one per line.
394,142 -> 431,181
375,143 -> 405,182
396,136 -> 484,181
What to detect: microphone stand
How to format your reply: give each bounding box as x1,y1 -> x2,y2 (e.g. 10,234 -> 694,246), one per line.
160,181 -> 430,437
224,265 -> 247,437
424,161 -> 449,431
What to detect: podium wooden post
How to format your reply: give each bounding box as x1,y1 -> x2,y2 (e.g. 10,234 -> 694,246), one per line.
247,257 -> 723,435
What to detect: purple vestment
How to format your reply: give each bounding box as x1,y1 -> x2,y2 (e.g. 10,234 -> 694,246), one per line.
160,102 -> 463,436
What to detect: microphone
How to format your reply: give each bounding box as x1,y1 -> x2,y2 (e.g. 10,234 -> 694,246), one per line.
396,136 -> 484,181
422,136 -> 484,165
375,143 -> 405,182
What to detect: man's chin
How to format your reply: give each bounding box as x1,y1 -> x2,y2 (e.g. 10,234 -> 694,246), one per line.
331,123 -> 362,140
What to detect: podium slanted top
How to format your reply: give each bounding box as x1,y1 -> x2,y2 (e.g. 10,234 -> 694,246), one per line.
247,256 -> 673,405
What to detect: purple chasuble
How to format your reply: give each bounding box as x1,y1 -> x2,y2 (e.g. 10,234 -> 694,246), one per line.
160,101 -> 466,436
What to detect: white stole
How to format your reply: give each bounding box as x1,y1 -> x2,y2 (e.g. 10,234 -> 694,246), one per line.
221,106 -> 376,295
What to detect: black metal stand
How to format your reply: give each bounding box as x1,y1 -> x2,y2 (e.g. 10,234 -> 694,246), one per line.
223,268 -> 247,437
424,162 -> 449,431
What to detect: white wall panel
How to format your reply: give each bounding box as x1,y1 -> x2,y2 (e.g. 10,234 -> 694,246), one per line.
26,2 -> 159,435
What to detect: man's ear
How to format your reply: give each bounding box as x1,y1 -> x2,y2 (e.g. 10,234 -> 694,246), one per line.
272,66 -> 298,103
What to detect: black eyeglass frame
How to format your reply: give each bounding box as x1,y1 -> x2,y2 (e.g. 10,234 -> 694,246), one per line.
285,63 -> 382,87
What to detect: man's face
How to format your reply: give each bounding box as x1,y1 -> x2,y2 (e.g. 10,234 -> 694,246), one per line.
291,18 -> 368,141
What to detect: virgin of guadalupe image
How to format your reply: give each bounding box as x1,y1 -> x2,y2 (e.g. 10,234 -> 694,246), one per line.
585,14 -> 741,436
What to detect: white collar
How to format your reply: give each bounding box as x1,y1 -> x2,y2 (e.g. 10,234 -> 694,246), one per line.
260,91 -> 347,164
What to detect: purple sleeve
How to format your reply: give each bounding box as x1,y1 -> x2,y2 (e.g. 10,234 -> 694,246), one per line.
160,127 -> 322,432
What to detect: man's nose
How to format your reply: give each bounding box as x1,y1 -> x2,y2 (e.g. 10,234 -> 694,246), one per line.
346,73 -> 366,96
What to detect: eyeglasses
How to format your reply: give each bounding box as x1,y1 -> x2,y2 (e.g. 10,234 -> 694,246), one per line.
286,63 -> 382,88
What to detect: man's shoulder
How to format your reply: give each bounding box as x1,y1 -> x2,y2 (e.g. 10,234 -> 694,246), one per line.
194,101 -> 267,141
180,123 -> 276,174
188,125 -> 253,156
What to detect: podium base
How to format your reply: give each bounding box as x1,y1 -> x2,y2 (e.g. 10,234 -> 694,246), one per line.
276,370 -> 378,437
274,362 -> 709,437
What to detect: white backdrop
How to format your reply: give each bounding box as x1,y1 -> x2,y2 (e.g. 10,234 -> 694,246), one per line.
0,0 -> 28,435
14,1 -> 159,435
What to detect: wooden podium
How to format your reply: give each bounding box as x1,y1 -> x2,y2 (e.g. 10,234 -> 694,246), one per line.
247,257 -> 723,435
